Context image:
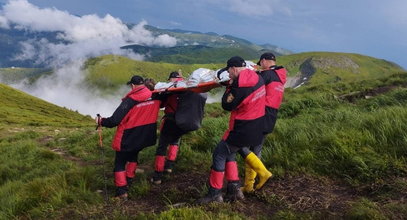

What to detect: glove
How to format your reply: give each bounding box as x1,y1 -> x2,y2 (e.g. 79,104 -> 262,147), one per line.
217,68 -> 230,81
217,68 -> 227,80
217,68 -> 231,86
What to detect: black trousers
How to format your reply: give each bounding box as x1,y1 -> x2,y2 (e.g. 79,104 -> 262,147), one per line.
155,117 -> 186,156
113,150 -> 140,172
211,140 -> 241,172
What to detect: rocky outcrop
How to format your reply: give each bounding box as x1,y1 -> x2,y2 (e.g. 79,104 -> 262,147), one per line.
286,56 -> 360,88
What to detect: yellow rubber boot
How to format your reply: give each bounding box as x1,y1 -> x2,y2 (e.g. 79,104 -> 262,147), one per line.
241,163 -> 256,193
245,152 -> 272,190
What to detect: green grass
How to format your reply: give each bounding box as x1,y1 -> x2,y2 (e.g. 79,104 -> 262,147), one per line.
0,67 -> 51,84
262,73 -> 407,184
82,52 -> 404,93
0,83 -> 92,129
1,64 -> 407,218
0,130 -> 101,219
83,55 -> 221,91
278,51 -> 402,78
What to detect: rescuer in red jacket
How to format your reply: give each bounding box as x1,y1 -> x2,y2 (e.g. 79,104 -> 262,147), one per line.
197,56 -> 271,204
151,71 -> 188,185
239,52 -> 287,193
98,75 -> 161,199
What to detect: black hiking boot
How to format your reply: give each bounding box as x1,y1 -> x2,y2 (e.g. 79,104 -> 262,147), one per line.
196,187 -> 223,204
126,177 -> 134,187
150,171 -> 163,185
225,181 -> 245,202
114,186 -> 128,201
164,160 -> 175,174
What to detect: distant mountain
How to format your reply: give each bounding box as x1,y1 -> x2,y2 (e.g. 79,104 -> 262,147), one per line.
0,24 -> 292,67
121,25 -> 292,64
121,44 -> 265,64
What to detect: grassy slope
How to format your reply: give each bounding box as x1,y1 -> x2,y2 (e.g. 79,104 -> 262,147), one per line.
84,52 -> 403,92
84,55 -> 220,91
0,83 -> 91,128
0,83 -> 105,219
0,67 -> 52,84
279,52 -> 403,83
1,59 -> 407,219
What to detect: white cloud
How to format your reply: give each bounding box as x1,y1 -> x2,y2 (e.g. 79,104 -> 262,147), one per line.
9,61 -> 123,116
0,0 -> 178,116
2,0 -> 177,67
0,15 -> 9,28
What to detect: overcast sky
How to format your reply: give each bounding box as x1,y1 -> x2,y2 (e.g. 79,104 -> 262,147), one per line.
1,0 -> 406,69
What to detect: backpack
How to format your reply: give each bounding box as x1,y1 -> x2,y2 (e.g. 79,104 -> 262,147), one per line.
175,91 -> 207,132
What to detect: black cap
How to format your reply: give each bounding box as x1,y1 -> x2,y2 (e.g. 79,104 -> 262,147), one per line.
225,56 -> 246,69
168,71 -> 182,80
257,52 -> 276,65
126,75 -> 144,85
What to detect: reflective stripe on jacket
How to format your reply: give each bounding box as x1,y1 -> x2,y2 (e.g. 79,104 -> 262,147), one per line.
221,69 -> 266,147
102,86 -> 161,151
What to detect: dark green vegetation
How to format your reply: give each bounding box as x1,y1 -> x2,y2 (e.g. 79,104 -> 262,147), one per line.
0,24 -> 291,68
122,25 -> 291,65
122,44 -> 265,65
1,55 -> 406,219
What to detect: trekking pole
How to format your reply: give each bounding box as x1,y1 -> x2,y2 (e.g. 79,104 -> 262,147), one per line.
96,114 -> 109,201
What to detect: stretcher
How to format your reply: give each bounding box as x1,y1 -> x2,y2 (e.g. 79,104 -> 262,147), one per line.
152,81 -> 222,93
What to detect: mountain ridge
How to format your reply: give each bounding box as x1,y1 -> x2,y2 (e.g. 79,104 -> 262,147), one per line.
0,24 -> 292,68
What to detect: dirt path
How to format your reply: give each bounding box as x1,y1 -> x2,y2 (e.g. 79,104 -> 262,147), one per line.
96,170 -> 362,218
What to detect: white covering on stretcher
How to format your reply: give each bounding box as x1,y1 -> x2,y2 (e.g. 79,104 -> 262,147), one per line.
154,60 -> 256,90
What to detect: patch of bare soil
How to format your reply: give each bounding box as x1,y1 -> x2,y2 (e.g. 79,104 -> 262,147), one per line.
96,168 -> 207,218
339,84 -> 405,103
96,170 -> 362,219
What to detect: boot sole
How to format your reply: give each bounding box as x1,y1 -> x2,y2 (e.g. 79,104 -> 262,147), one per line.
255,172 -> 272,190
240,186 -> 255,194
164,169 -> 173,174
113,193 -> 129,201
150,178 -> 162,185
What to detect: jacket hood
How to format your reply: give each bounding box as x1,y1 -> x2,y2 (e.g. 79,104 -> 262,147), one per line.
123,86 -> 152,102
238,69 -> 259,88
273,66 -> 287,84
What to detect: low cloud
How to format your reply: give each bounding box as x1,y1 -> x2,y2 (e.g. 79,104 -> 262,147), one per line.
9,61 -> 125,117
2,0 -> 177,66
0,0 -> 177,116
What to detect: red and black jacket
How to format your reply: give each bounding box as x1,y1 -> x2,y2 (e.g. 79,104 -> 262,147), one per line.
222,69 -> 266,147
258,65 -> 287,134
101,86 -> 161,152
162,93 -> 178,115
161,78 -> 184,116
